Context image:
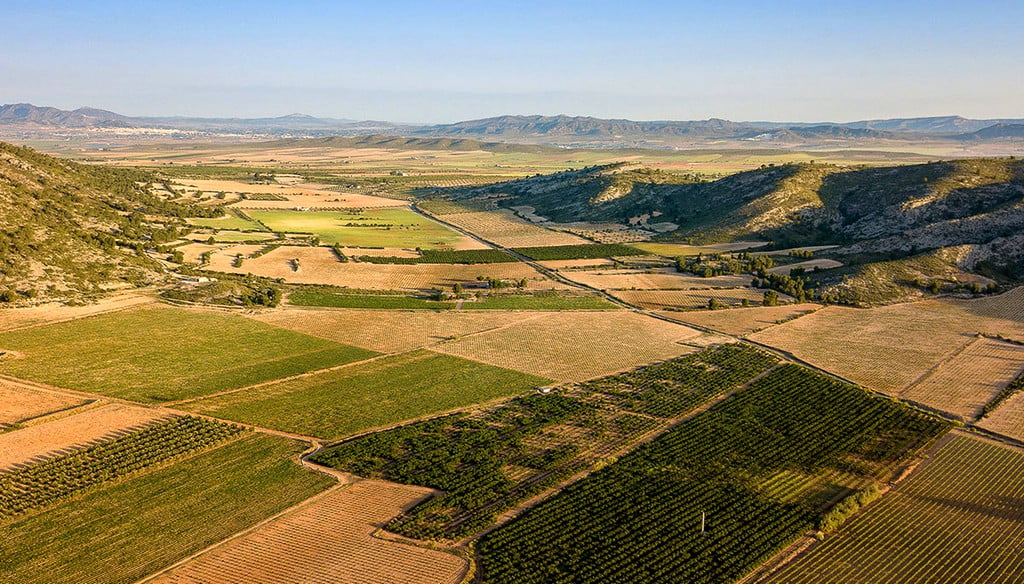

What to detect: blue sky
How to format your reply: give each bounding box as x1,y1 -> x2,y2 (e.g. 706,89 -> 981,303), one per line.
2,0 -> 1021,122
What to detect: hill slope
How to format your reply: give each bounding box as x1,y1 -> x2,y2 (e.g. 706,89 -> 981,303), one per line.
0,142 -> 208,300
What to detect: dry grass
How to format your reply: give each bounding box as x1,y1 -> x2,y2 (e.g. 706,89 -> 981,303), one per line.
151,480 -> 467,584
0,294 -> 156,332
979,389 -> 1024,442
0,403 -> 171,470
748,289 -> 1024,394
901,337 -> 1024,420
766,259 -> 844,274
251,308 -> 544,353
0,382 -> 87,427
207,245 -> 566,291
611,288 -> 770,310
176,242 -> 221,264
432,311 -> 703,381
565,270 -> 752,290
439,210 -> 588,247
660,303 -> 822,337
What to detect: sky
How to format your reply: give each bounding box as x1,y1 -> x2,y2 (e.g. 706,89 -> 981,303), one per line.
2,0 -> 1022,123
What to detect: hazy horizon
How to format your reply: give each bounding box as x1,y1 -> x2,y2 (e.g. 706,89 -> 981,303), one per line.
3,0 -> 1022,123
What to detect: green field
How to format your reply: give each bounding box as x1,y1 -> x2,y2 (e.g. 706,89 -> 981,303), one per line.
766,434 -> 1024,584
287,288 -> 618,311
512,243 -> 646,260
182,349 -> 551,439
205,230 -> 278,243
0,305 -> 376,402
0,433 -> 333,584
246,208 -> 464,248
187,209 -> 267,231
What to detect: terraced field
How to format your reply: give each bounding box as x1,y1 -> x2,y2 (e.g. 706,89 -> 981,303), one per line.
0,304 -> 375,402
766,435 -> 1024,584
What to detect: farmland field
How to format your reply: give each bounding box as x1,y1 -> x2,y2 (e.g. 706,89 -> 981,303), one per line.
312,344 -> 781,541
246,208 -> 478,249
612,287 -> 772,310
432,311 -> 704,381
765,434 -> 1024,584
187,209 -> 266,231
900,337 -> 1024,420
181,349 -> 551,439
0,294 -> 156,332
151,480 -> 468,584
0,403 -> 170,470
434,209 -> 589,247
978,379 -> 1024,441
0,381 -> 87,429
749,293 -> 1024,396
563,269 -> 753,290
0,304 -> 376,402
0,433 -> 334,584
206,245 -> 564,291
475,364 -> 948,584
660,303 -> 822,336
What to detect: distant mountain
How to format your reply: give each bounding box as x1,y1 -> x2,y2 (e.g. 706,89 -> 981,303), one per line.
416,114 -> 757,140
739,125 -> 901,142
840,116 -> 1024,134
0,103 -> 131,128
960,123 -> 1024,140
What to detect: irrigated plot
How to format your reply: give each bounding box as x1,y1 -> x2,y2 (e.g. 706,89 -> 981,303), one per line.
432,311 -> 704,381
748,294 -> 1024,395
660,303 -> 822,336
151,480 -> 468,584
252,308 -> 546,353
182,349 -> 551,440
0,304 -> 376,403
0,433 -> 333,584
564,269 -> 752,290
611,288 -> 769,310
0,381 -> 88,429
901,337 -> 1024,420
207,245 -> 566,291
766,434 -> 1024,584
0,403 -> 170,470
438,210 -> 588,247
246,208 -> 482,249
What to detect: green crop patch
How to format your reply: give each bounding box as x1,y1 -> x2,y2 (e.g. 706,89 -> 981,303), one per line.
0,433 -> 333,584
246,208 -> 465,248
187,208 -> 267,232
512,243 -> 646,260
476,364 -> 949,584
0,304 -> 377,402
182,349 -> 551,440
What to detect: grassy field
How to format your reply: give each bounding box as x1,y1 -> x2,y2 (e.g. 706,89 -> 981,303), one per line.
187,209 -> 266,231
461,294 -> 618,310
0,433 -> 334,584
0,305 -> 376,402
246,208 -> 466,248
182,350 -> 551,439
767,434 -> 1024,584
287,287 -> 617,311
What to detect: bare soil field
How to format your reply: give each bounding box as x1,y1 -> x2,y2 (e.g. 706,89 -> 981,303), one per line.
0,294 -> 156,332
978,390 -> 1024,442
252,308 -> 545,353
901,337 -> 1024,420
766,258 -> 844,274
748,289 -> 1024,395
565,270 -> 753,290
207,246 -> 567,291
438,210 -> 589,247
611,288 -> 771,310
0,381 -> 88,428
660,303 -> 822,336
151,480 -> 467,584
432,311 -> 703,381
176,242 -> 221,264
0,403 -> 171,470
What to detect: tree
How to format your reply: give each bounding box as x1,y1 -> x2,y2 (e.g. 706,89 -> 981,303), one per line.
453,283 -> 463,295
763,290 -> 780,306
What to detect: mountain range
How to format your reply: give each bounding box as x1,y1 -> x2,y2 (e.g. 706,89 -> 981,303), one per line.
2,103 -> 1022,147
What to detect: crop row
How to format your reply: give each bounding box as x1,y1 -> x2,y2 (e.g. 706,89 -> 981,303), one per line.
476,364 -> 949,584
0,416 -> 244,519
512,243 -> 646,261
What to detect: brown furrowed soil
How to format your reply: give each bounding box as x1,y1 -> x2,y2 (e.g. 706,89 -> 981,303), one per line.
432,311 -> 704,381
0,403 -> 171,470
0,381 -> 88,428
252,308 -> 545,353
660,303 -> 822,337
564,270 -> 753,290
150,480 -> 468,584
901,337 -> 1024,420
979,390 -> 1024,442
438,210 -> 589,247
206,245 -> 567,291
612,288 -> 771,310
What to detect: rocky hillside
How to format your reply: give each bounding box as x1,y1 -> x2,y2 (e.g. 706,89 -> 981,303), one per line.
0,142 -> 209,301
